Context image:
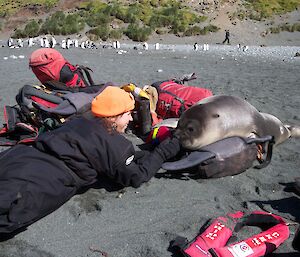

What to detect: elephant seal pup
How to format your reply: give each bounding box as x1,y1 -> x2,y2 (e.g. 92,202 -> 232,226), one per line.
174,95 -> 300,150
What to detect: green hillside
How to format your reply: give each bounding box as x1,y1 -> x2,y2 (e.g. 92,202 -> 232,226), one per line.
1,0 -> 300,42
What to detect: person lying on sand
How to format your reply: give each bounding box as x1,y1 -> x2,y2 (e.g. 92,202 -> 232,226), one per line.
0,86 -> 181,236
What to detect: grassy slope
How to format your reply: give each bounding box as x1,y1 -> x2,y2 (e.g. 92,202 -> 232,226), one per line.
0,0 -> 300,45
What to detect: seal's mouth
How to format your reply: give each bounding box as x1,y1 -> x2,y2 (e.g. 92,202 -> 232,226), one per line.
181,141 -> 199,151
175,119 -> 201,150
177,132 -> 196,150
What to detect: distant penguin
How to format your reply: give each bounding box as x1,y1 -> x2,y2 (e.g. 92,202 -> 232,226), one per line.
242,45 -> 249,52
66,38 -> 72,49
17,38 -> 23,47
143,42 -> 149,50
51,37 -> 57,48
7,38 -> 14,48
28,38 -> 34,47
113,40 -> 120,49
155,42 -> 160,50
40,37 -> 44,48
44,38 -> 50,48
61,39 -> 66,49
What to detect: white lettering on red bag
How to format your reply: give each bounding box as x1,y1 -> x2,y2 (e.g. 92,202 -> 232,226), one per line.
251,231 -> 280,246
205,223 -> 225,240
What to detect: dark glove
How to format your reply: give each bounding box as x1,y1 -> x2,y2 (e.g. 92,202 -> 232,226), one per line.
154,136 -> 181,161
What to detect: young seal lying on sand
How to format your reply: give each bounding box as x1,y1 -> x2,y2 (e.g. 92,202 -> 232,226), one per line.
160,95 -> 300,150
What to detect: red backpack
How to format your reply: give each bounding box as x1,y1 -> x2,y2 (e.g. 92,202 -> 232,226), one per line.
29,48 -> 94,88
151,80 -> 213,119
172,211 -> 289,257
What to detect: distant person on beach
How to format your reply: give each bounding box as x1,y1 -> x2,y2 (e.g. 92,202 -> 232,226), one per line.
222,30 -> 230,44
0,86 -> 181,235
193,42 -> 199,51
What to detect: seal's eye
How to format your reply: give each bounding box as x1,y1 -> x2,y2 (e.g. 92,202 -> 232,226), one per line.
212,114 -> 220,118
187,125 -> 194,133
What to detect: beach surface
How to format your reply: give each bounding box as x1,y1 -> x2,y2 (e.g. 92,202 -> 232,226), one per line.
0,44 -> 299,257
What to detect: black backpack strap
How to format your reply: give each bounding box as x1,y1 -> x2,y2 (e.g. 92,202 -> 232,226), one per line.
151,81 -> 185,105
59,63 -> 95,87
255,138 -> 274,169
234,212 -> 281,233
0,113 -> 39,146
76,83 -> 111,93
44,81 -> 110,93
76,65 -> 95,86
173,72 -> 197,84
44,80 -> 80,92
157,82 -> 186,116
162,151 -> 215,171
160,88 -> 185,105
245,136 -> 274,169
3,105 -> 19,132
245,135 -> 273,144
169,236 -> 189,255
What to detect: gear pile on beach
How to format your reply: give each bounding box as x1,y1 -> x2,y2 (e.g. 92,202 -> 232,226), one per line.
0,48 -> 296,179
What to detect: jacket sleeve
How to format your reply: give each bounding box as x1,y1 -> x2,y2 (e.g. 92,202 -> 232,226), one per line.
108,137 -> 181,188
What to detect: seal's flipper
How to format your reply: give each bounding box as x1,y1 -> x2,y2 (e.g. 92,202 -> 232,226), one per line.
162,151 -> 215,171
285,124 -> 300,138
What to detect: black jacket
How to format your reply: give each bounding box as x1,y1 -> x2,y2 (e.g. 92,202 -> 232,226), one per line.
34,115 -> 179,188
0,144 -> 77,234
0,115 -> 180,234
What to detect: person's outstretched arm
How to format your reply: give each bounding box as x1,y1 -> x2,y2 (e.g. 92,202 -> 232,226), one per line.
109,137 -> 181,188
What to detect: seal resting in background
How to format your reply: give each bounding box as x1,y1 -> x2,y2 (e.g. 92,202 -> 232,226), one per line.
172,95 -> 300,150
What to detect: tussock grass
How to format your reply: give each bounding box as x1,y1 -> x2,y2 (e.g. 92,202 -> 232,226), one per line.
11,0 -> 212,41
268,22 -> 300,33
0,0 -> 58,17
7,0 -> 300,41
240,0 -> 300,21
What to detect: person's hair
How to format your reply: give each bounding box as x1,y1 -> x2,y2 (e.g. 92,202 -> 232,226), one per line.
81,110 -> 121,134
102,115 -> 120,134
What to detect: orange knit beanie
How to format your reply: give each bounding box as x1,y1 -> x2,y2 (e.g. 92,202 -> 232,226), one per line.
91,86 -> 135,117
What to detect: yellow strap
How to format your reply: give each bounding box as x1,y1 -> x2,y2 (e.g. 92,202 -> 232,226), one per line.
32,84 -> 52,94
121,83 -> 150,99
152,127 -> 159,140
33,84 -> 46,89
